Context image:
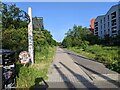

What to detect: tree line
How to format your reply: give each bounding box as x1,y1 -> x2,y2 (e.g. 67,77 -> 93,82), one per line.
62,25 -> 120,48
62,25 -> 98,49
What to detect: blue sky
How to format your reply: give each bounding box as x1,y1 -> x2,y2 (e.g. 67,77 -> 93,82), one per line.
6,2 -> 118,42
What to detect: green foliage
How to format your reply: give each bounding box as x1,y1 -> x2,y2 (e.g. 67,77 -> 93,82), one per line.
62,25 -> 89,47
2,28 -> 28,52
2,3 -> 57,53
86,45 -> 118,64
2,3 -> 29,29
2,2 -> 58,88
62,24 -> 120,73
33,28 -> 57,49
62,36 -> 72,48
85,33 -> 101,45
2,28 -> 57,56
81,41 -> 89,50
69,45 -> 120,73
16,46 -> 56,88
2,3 -> 29,52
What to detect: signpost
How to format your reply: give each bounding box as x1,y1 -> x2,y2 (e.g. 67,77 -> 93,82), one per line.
19,51 -> 31,65
28,7 -> 34,64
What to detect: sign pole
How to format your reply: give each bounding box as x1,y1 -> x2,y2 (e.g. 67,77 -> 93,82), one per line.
28,7 -> 34,64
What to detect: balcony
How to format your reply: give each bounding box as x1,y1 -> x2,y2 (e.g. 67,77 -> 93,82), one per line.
94,22 -> 98,27
95,30 -> 98,32
112,27 -> 117,33
95,33 -> 98,36
111,11 -> 116,19
111,19 -> 116,26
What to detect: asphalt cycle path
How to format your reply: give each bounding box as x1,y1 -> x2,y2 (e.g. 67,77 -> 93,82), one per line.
47,47 -> 120,90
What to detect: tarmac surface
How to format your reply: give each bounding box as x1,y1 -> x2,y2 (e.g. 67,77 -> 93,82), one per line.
46,47 -> 120,90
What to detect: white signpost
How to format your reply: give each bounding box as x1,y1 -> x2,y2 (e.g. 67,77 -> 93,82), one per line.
28,7 -> 34,64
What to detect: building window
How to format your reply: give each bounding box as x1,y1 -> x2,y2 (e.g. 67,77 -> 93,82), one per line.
112,27 -> 117,33
104,17 -> 105,22
95,32 -> 98,35
95,27 -> 98,31
108,22 -> 109,27
111,19 -> 116,26
104,30 -> 106,34
104,24 -> 105,28
101,19 -> 102,24
108,29 -> 110,34
108,15 -> 109,21
119,9 -> 120,17
95,22 -> 98,26
111,11 -> 116,19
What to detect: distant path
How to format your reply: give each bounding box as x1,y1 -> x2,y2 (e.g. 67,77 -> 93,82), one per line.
47,47 -> 120,89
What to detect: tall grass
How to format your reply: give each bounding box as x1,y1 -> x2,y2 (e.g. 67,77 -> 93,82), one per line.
16,46 -> 56,88
68,45 -> 120,73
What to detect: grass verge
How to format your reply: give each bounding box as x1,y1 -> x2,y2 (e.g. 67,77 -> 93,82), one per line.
68,45 -> 120,73
16,46 -> 56,88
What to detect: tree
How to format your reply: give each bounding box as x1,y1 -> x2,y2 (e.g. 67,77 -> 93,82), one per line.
2,28 -> 28,52
62,36 -> 72,48
2,3 -> 57,53
62,25 -> 89,47
2,3 -> 30,29
85,33 -> 101,45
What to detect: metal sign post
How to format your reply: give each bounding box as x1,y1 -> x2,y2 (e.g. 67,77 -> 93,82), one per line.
28,7 -> 34,64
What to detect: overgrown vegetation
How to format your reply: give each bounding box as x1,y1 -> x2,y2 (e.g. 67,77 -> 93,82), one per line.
16,46 -> 56,88
2,3 -> 57,51
62,25 -> 120,73
2,3 -> 57,88
62,25 -> 90,48
68,45 -> 120,73
2,28 -> 28,53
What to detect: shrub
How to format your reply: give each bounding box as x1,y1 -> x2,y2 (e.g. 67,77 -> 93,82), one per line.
2,28 -> 28,52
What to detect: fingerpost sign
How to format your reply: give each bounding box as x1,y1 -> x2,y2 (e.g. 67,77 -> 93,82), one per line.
28,7 -> 34,64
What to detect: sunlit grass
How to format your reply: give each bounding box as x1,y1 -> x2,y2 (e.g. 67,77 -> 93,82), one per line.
16,46 -> 56,88
68,45 -> 120,73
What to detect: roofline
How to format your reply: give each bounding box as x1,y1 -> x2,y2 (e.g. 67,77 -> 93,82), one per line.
106,4 -> 120,15
95,15 -> 105,20
95,3 -> 120,19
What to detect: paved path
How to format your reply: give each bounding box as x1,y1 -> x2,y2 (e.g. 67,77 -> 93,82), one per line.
47,47 -> 120,89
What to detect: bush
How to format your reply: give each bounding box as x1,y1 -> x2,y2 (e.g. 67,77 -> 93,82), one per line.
81,41 -> 89,51
2,28 -> 28,52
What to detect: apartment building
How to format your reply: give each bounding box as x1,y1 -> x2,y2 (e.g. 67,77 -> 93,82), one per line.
89,18 -> 96,33
94,3 -> 120,39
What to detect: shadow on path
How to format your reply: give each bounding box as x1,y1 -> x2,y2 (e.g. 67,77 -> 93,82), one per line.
64,49 -> 95,62
59,62 -> 100,90
53,64 -> 76,90
74,62 -> 120,88
30,77 -> 48,90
